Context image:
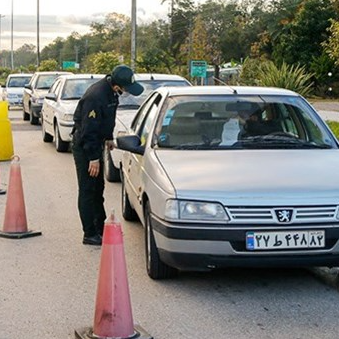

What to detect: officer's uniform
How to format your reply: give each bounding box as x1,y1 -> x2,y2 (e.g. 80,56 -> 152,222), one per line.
72,75 -> 119,238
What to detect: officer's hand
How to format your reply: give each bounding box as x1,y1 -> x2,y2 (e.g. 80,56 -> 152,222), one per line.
106,140 -> 115,150
88,160 -> 100,177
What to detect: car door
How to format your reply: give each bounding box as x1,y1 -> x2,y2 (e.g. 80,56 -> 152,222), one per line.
43,79 -> 63,135
123,93 -> 162,217
23,74 -> 36,113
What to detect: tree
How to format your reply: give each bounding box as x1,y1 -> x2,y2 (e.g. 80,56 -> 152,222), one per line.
38,59 -> 59,71
86,51 -> 120,74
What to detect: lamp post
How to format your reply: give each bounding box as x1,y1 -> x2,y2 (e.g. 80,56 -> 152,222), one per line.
37,0 -> 40,66
10,0 -> 14,69
131,0 -> 136,70
0,14 -> 5,52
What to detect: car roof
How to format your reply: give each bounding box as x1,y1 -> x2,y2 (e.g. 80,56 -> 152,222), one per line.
34,71 -> 73,75
7,73 -> 32,77
56,74 -> 105,81
155,85 -> 300,96
134,73 -> 189,82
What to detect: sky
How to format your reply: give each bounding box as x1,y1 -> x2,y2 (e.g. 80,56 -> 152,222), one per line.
0,0 -> 192,50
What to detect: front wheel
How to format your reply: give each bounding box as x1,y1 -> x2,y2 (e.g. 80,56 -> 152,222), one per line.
29,106 -> 39,125
55,123 -> 69,152
104,146 -> 121,182
41,117 -> 53,142
144,201 -> 178,280
121,173 -> 138,221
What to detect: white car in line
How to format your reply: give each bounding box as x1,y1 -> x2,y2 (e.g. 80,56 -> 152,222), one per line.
41,74 -> 104,152
104,73 -> 192,182
2,73 -> 32,108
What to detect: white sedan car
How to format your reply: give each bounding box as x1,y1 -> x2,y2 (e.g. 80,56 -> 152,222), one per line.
104,73 -> 191,182
117,85 -> 339,279
41,74 -> 104,152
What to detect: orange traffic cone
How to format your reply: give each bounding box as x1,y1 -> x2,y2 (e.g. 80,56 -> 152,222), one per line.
75,212 -> 152,339
0,155 -> 42,239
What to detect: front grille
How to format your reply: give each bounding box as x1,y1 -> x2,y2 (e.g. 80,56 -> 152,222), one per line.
227,205 -> 338,224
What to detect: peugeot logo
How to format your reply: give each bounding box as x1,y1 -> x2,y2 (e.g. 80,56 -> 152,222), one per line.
275,209 -> 294,223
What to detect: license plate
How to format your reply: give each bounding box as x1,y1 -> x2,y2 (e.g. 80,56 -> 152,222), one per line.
246,230 -> 325,250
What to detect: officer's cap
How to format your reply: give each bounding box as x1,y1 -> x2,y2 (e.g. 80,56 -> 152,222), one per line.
111,65 -> 144,96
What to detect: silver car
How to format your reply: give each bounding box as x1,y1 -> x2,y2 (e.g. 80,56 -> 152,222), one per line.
117,85 -> 339,279
104,73 -> 191,182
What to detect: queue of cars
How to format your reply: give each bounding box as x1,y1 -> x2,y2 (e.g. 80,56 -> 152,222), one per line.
5,69 -> 339,280
116,85 -> 339,279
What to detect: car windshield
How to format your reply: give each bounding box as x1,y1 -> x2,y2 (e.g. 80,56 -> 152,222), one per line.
36,75 -> 60,89
7,76 -> 31,87
118,79 -> 189,108
61,78 -> 101,100
156,95 -> 337,150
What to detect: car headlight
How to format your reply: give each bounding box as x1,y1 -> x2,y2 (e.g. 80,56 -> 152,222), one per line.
60,113 -> 74,121
165,199 -> 229,222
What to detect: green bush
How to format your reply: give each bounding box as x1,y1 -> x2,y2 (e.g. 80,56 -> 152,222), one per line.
326,120 -> 339,139
257,61 -> 314,97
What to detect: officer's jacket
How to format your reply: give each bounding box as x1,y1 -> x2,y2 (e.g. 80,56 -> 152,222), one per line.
73,76 -> 119,161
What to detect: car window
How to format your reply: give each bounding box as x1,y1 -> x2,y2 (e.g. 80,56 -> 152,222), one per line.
36,75 -> 60,89
49,78 -> 61,94
53,81 -> 63,97
138,103 -> 160,146
156,95 -> 337,149
131,93 -> 160,132
7,76 -> 31,87
118,79 -> 190,108
61,78 -> 100,100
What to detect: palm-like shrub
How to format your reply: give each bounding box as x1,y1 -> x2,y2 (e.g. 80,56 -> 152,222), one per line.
257,61 -> 314,97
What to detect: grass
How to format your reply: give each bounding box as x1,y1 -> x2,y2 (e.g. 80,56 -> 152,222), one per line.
326,120 -> 339,139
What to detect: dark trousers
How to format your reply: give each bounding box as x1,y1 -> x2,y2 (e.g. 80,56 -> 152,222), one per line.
72,143 -> 106,237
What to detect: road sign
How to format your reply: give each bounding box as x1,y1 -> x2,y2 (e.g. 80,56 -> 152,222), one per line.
190,60 -> 207,78
62,61 -> 76,69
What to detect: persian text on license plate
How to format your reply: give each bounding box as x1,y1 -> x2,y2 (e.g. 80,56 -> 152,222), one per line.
246,230 -> 325,250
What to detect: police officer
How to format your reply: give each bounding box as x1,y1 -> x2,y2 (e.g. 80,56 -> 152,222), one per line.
72,65 -> 144,245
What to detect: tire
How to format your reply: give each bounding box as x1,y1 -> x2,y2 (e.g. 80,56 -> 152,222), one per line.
29,106 -> 39,125
104,146 -> 121,182
41,117 -> 53,142
121,173 -> 138,221
55,123 -> 69,152
144,201 -> 178,280
23,108 -> 29,121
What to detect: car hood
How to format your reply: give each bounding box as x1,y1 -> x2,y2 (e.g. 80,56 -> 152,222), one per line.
59,100 -> 79,112
5,88 -> 24,94
155,149 -> 339,205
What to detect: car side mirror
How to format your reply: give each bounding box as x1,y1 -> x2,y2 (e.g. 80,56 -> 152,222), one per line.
45,93 -> 57,101
116,135 -> 145,155
24,84 -> 32,89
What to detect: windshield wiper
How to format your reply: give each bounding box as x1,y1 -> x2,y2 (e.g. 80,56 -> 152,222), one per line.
118,104 -> 140,109
62,96 -> 81,100
238,135 -> 333,149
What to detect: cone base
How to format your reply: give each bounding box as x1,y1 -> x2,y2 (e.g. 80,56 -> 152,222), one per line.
75,325 -> 153,339
0,230 -> 42,239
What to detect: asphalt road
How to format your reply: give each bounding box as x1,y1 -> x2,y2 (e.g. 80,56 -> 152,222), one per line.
1,108 -> 339,339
